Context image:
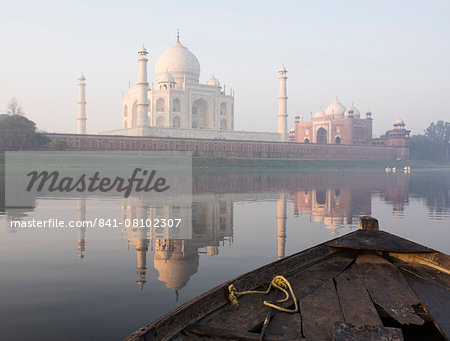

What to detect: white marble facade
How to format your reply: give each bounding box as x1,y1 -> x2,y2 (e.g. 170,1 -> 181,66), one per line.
121,36 -> 234,132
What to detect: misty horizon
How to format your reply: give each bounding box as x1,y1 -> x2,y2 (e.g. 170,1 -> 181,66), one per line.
1,0 -> 449,136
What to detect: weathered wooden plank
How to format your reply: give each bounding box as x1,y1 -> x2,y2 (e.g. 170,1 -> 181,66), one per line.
356,254 -> 424,325
199,254 -> 354,332
187,324 -> 304,341
265,312 -> 303,340
287,255 -> 355,300
326,230 -> 435,253
125,243 -> 342,341
198,289 -> 271,332
389,252 -> 450,275
300,279 -> 344,341
401,269 -> 450,339
333,322 -> 404,341
397,263 -> 450,290
334,265 -> 383,327
172,330 -> 213,341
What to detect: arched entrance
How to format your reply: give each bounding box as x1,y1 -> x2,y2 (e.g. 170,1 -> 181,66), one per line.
192,99 -> 209,129
335,136 -> 341,144
316,127 -> 327,144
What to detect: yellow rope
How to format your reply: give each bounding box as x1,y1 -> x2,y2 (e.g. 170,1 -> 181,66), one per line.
228,275 -> 298,313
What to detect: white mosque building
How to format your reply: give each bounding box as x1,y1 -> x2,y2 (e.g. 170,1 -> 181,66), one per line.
85,34 -> 285,142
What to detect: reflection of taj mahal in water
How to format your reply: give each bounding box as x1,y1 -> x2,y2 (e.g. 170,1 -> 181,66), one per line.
72,172 -> 410,293
122,198 -> 233,291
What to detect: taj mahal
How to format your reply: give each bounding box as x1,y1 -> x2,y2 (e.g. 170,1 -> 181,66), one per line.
74,33 -> 409,153
83,33 -> 283,142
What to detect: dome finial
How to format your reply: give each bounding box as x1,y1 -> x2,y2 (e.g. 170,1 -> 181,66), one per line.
177,28 -> 180,42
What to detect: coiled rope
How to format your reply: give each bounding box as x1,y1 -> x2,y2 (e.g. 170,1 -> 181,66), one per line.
228,275 -> 298,313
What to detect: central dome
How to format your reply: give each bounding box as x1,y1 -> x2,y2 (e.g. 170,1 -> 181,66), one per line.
155,40 -> 200,84
326,98 -> 346,117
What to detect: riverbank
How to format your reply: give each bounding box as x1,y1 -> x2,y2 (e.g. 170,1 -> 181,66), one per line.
1,153 -> 450,171
192,157 -> 450,170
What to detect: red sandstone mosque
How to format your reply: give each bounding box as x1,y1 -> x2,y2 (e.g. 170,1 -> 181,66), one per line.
289,97 -> 410,159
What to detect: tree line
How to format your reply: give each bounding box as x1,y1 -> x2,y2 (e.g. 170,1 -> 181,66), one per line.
409,121 -> 450,161
0,98 -> 51,149
1,98 -> 449,161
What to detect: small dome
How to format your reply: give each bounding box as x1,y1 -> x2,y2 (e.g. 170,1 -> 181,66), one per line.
157,71 -> 175,84
314,109 -> 326,118
207,76 -> 220,87
394,118 -> 405,126
325,98 -> 346,116
279,66 -> 287,74
344,104 -> 360,118
155,40 -> 200,84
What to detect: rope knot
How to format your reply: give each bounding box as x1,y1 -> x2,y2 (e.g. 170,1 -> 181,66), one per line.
227,275 -> 298,313
273,276 -> 287,289
228,284 -> 239,306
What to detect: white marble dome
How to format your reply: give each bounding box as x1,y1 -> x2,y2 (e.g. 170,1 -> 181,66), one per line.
344,104 -> 360,118
314,108 -> 326,118
325,98 -> 346,116
155,40 -> 200,84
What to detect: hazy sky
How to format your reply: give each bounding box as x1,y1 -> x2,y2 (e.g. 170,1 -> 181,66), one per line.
1,0 -> 449,136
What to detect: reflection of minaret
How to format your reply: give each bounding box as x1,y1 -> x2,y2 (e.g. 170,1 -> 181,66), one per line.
277,192 -> 287,259
136,237 -> 149,290
136,205 -> 149,289
77,199 -> 86,259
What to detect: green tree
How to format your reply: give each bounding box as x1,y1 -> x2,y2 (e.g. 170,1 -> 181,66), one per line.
0,115 -> 50,150
34,133 -> 51,146
53,140 -> 68,151
425,121 -> 450,160
410,121 -> 450,161
6,97 -> 25,116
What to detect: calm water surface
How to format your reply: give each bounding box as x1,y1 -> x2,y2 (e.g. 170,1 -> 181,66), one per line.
0,170 -> 449,340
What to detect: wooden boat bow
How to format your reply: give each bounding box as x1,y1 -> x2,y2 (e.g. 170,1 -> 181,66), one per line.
125,216 -> 450,341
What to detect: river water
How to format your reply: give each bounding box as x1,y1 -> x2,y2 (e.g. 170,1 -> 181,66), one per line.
0,169 -> 449,340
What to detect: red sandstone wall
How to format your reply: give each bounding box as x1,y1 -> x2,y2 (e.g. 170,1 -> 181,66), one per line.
44,133 -> 408,160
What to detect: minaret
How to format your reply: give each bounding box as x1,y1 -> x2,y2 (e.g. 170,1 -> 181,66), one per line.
277,192 -> 287,259
77,199 -> 86,259
278,66 -> 288,141
136,238 -> 149,290
137,45 -> 149,128
77,74 -> 87,134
